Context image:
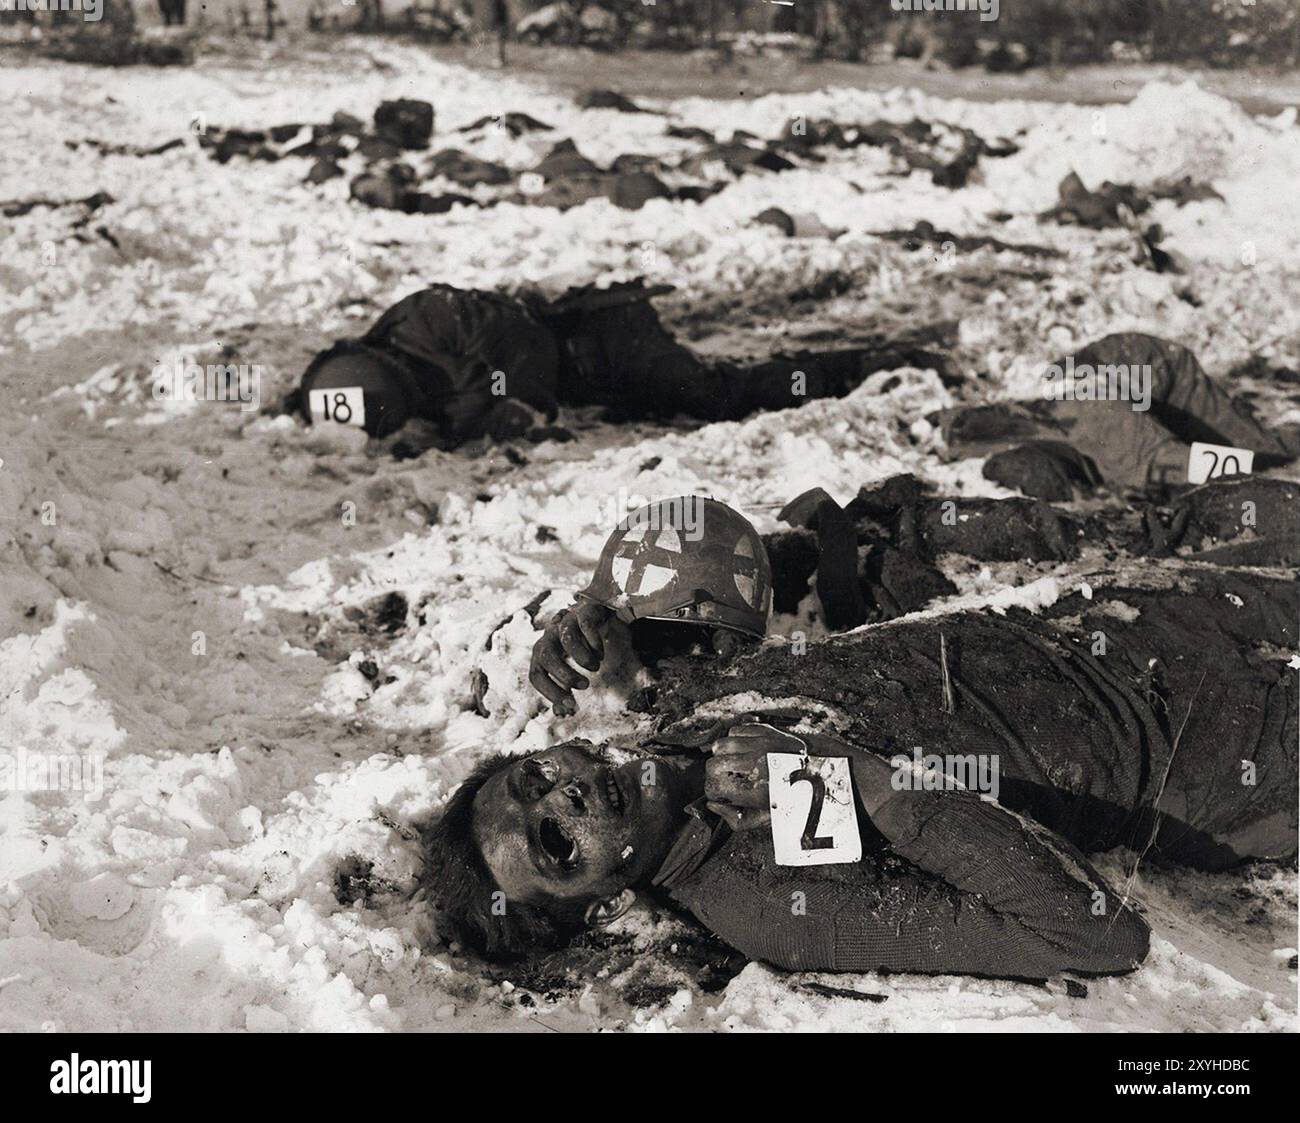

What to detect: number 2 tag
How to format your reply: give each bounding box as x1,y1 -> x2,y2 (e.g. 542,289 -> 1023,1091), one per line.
766,752 -> 861,867
1188,441 -> 1253,485
309,387 -> 366,429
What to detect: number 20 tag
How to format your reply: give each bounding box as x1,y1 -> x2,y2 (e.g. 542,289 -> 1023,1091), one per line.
766,752 -> 862,867
309,386 -> 366,429
1188,441 -> 1253,485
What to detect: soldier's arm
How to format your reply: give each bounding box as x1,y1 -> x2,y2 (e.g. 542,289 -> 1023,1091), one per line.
361,287 -> 462,370
850,746 -> 1148,976
703,728 -> 1149,977
528,601 -> 621,716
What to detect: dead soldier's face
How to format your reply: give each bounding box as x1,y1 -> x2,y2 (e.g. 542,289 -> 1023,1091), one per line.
471,742 -> 680,905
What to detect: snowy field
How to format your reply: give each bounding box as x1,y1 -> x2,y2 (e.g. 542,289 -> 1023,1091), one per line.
0,39 -> 1297,1032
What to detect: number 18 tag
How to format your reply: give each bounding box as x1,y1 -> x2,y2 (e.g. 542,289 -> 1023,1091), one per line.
308,386 -> 366,429
766,752 -> 862,867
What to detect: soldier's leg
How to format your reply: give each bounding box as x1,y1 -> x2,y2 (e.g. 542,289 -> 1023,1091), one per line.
1080,333 -> 1298,459
714,358 -> 834,419
726,340 -> 958,420
1041,333 -> 1300,490
547,290 -> 731,421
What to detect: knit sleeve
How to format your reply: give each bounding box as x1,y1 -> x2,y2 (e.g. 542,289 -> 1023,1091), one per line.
858,748 -> 1149,977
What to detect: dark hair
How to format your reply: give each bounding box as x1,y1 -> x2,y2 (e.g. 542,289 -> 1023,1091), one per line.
300,338 -> 417,396
292,339 -> 368,423
301,338 -> 376,384
298,340 -> 418,438
421,751 -> 591,961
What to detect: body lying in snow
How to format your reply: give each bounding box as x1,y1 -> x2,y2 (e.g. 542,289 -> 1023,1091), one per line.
938,332 -> 1300,498
288,280 -> 954,446
425,565 -> 1296,976
521,474 -> 1299,714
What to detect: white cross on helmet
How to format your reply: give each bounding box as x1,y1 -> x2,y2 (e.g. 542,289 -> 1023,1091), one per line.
579,496 -> 772,638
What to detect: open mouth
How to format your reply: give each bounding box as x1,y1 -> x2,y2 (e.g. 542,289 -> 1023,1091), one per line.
602,767 -> 626,816
539,817 -> 578,868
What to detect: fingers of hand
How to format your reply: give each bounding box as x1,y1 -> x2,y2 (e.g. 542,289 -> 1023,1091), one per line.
712,732 -> 784,757
558,616 -> 601,672
538,629 -> 590,689
572,602 -> 608,663
528,662 -> 575,711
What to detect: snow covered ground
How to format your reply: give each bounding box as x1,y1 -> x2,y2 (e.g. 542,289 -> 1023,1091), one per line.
0,39 -> 1296,1032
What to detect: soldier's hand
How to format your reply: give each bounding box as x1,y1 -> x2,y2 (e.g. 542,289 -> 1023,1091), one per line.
486,397 -> 544,441
528,601 -> 614,716
705,726 -> 778,832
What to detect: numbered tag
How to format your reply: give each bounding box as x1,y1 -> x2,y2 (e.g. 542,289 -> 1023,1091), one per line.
1188,441 -> 1253,485
309,387 -> 366,429
766,752 -> 861,867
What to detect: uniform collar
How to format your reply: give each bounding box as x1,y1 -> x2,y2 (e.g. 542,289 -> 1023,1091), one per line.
649,798 -> 729,890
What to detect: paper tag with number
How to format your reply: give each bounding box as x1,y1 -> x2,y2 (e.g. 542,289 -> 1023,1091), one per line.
766,752 -> 862,867
309,387 -> 366,429
1188,441 -> 1253,485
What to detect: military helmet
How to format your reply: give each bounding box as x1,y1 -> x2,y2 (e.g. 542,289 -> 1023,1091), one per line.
578,496 -> 771,638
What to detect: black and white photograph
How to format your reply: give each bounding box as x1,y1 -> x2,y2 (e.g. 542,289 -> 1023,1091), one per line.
0,0 -> 1297,1072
